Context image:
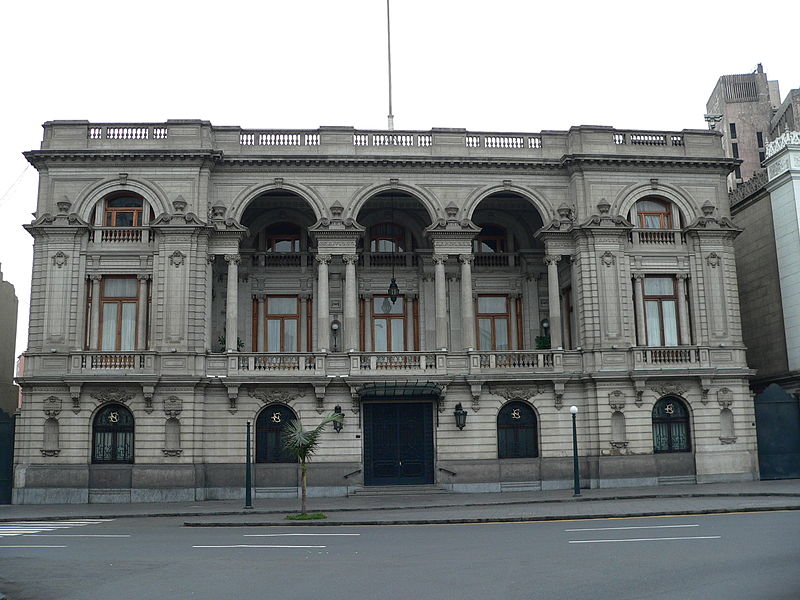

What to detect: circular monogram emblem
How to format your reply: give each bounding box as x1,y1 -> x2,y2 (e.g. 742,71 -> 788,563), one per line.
108,411 -> 120,423
511,408 -> 521,420
271,412 -> 282,423
665,403 -> 674,415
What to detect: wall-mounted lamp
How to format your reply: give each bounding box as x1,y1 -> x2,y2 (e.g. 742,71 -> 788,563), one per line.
453,403 -> 467,430
330,320 -> 341,353
540,318 -> 550,336
333,404 -> 344,433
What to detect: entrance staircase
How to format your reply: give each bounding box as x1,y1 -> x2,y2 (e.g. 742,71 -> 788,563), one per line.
349,484 -> 450,497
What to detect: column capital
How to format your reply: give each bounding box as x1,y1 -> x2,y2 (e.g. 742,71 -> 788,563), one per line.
544,254 -> 561,266
136,274 -> 151,281
224,254 -> 241,264
206,254 -> 217,264
458,254 -> 475,265
632,272 -> 646,280
675,273 -> 690,280
252,293 -> 266,302
432,254 -> 449,265
315,254 -> 332,265
342,254 -> 359,265
89,274 -> 102,282
299,292 -> 312,301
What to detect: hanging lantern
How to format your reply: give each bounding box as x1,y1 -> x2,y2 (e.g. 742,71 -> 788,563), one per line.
388,276 -> 399,304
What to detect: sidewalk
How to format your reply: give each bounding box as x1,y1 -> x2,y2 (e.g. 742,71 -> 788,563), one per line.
1,479 -> 799,525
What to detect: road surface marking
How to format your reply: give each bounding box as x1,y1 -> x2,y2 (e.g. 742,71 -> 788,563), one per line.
569,536 -> 721,544
0,545 -> 67,548
193,544 -> 327,548
565,524 -> 699,532
243,533 -> 360,537
0,520 -> 113,537
27,534 -> 131,538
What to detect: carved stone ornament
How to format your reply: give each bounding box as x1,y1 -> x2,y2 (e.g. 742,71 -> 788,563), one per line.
609,441 -> 629,450
470,383 -> 482,412
164,395 -> 183,417
719,436 -> 737,445
553,382 -> 565,410
162,449 -> 183,457
706,252 -> 721,268
56,198 -> 72,214
600,251 -> 616,267
172,197 -> 187,213
210,205 -> 227,220
490,384 -> 543,403
169,250 -> 186,267
608,390 -> 625,411
248,388 -> 304,406
43,395 -> 62,417
717,387 -> 734,408
40,449 -> 61,457
52,251 -> 68,268
90,388 -> 134,405
649,382 -> 686,398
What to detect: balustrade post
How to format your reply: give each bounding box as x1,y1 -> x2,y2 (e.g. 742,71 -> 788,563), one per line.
633,273 -> 647,346
432,255 -> 448,350
315,254 -> 332,351
545,254 -> 562,349
224,254 -> 240,352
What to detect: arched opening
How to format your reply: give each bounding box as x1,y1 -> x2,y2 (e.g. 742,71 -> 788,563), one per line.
497,401 -> 539,459
91,192 -> 155,227
628,196 -> 684,245
92,404 -> 134,463
255,404 -> 298,463
356,191 -> 432,268
652,397 -> 691,453
240,191 -> 317,266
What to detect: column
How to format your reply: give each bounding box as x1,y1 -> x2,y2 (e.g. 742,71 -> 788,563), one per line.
315,254 -> 331,351
205,255 -> 215,351
406,294 -> 416,351
256,295 -> 266,352
363,294 -> 373,351
136,274 -> 150,350
545,254 -> 562,349
459,254 -> 476,350
676,274 -> 691,345
633,273 -> 647,346
224,254 -> 240,352
342,254 -> 359,351
509,293 -> 518,350
299,293 -> 310,352
89,274 -> 102,350
432,255 -> 448,350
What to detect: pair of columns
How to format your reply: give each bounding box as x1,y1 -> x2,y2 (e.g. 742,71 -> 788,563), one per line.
432,254 -> 476,350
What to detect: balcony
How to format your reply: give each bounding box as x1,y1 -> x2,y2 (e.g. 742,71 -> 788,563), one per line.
89,227 -> 154,245
633,346 -> 707,369
630,229 -> 683,247
246,251 -> 313,270
358,252 -> 419,268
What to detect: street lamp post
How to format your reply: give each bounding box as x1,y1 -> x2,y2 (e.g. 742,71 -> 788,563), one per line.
570,405 -> 581,497
245,420 -> 253,509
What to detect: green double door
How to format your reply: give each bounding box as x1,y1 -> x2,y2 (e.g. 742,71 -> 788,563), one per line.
363,402 -> 434,486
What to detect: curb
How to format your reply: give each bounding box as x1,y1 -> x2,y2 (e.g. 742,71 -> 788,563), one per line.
2,492 -> 800,522
183,505 -> 800,527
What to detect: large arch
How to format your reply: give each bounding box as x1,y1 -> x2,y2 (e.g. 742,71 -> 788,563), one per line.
255,403 -> 298,463
463,184 -> 552,223
75,177 -> 169,222
615,182 -> 698,227
348,182 -> 441,225
496,399 -> 541,459
230,182 -> 325,223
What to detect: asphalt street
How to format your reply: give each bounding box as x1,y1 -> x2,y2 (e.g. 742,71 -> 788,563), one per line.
1,510 -> 799,600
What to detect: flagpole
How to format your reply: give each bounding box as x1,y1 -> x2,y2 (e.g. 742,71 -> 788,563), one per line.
386,0 -> 394,130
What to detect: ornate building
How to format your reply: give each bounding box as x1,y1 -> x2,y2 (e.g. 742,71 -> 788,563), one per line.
13,121 -> 757,503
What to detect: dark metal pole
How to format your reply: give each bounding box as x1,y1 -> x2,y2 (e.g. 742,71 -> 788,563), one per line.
571,409 -> 581,497
245,420 -> 253,509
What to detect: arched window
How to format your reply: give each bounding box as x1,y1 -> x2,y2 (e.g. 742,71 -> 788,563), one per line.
473,224 -> 507,253
652,397 -> 691,453
634,198 -> 673,229
92,404 -> 134,463
264,222 -> 301,253
497,401 -> 538,459
104,195 -> 144,227
43,418 -> 60,455
165,418 -> 181,453
256,404 -> 297,463
369,223 -> 405,253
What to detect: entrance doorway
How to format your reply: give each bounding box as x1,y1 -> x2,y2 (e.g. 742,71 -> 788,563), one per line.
363,402 -> 434,486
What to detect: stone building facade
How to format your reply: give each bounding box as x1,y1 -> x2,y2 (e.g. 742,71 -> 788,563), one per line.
13,120 -> 758,503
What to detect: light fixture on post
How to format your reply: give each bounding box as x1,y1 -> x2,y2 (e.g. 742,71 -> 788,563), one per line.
387,188 -> 399,304
570,405 -> 581,497
333,405 -> 344,433
453,403 -> 467,430
330,320 -> 341,353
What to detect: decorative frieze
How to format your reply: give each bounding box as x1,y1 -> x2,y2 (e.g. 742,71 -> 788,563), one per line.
90,388 -> 135,405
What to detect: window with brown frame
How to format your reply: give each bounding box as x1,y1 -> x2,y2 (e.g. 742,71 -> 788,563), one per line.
265,296 -> 299,352
477,295 -> 510,350
372,295 -> 405,351
99,277 -> 138,351
473,224 -> 507,254
104,195 -> 144,227
635,198 -> 673,229
263,222 -> 301,253
643,276 -> 679,347
369,223 -> 404,253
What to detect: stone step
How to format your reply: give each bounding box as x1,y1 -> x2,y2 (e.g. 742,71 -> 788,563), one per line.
350,485 -> 450,496
657,475 -> 697,486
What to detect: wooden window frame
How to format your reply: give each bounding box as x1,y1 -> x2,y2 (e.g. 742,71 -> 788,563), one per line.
636,198 -> 673,229
104,195 -> 144,227
643,276 -> 679,347
369,222 -> 405,253
473,223 -> 508,254
259,295 -> 300,353
98,276 -> 139,351
371,294 -> 406,352
263,222 -> 301,253
476,295 -> 511,351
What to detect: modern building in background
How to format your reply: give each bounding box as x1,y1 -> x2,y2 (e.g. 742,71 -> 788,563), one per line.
13,120 -> 757,503
0,265 -> 19,503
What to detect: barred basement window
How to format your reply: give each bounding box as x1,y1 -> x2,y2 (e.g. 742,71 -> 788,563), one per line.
256,404 -> 297,463
498,401 -> 538,459
652,397 -> 690,453
92,404 -> 134,463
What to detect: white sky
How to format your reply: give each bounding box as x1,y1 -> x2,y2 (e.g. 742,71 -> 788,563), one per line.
0,0 -> 796,359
